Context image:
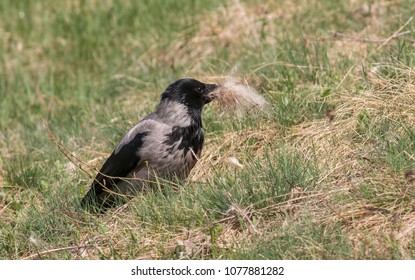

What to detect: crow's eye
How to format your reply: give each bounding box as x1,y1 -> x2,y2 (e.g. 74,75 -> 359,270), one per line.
196,86 -> 204,93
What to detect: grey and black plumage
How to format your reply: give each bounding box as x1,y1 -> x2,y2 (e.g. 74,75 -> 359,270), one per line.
81,78 -> 218,211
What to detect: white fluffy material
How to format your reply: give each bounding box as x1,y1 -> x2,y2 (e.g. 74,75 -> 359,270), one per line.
210,78 -> 266,115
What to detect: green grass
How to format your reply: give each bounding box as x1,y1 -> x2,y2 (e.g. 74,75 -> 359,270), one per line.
1,0 -> 415,259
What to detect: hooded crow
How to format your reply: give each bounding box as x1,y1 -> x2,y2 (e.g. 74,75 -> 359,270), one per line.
81,78 -> 218,211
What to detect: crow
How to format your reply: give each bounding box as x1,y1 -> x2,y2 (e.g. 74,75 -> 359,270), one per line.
81,78 -> 218,211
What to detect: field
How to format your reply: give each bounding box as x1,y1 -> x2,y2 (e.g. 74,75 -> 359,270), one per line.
1,0 -> 415,259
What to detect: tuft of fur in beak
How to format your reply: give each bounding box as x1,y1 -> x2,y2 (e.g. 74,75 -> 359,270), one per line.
208,77 -> 266,115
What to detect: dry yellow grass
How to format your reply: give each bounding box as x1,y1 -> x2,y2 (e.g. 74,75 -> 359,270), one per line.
283,64 -> 415,257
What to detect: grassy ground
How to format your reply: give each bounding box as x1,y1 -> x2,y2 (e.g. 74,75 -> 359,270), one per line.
1,0 -> 415,259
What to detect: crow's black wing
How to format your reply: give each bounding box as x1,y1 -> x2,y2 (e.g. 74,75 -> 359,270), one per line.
81,119 -> 154,208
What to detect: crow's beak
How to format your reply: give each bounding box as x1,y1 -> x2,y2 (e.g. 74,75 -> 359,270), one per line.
203,83 -> 219,104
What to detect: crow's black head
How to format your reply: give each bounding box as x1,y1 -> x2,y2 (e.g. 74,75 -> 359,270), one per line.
161,78 -> 219,109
